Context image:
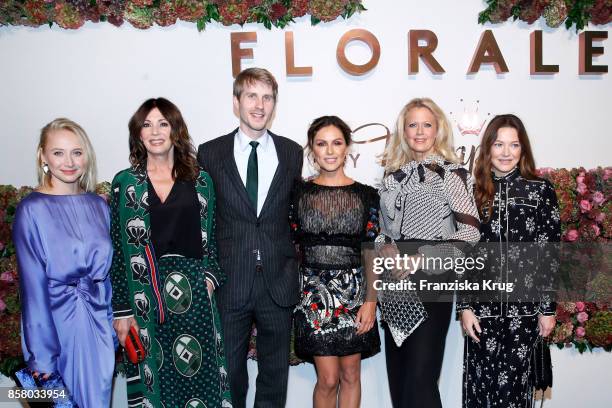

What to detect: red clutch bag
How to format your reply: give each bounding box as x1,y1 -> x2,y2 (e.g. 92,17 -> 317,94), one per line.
125,326 -> 146,364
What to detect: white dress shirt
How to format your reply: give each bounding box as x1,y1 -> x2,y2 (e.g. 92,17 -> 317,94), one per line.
234,129 -> 279,216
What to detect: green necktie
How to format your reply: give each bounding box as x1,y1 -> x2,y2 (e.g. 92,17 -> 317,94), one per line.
246,141 -> 259,211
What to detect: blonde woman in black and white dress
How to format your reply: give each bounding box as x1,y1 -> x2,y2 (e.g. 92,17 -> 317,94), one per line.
377,97 -> 480,408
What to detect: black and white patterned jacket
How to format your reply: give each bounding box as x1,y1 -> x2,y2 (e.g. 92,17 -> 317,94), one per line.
378,155 -> 481,261
457,167 -> 561,318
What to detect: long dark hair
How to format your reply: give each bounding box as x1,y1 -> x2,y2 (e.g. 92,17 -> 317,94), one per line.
128,97 -> 198,181
474,114 -> 538,222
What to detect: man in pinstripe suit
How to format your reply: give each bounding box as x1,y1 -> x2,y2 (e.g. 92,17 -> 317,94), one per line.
197,68 -> 303,408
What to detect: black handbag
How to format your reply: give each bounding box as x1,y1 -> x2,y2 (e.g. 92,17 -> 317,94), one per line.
530,336 -> 553,392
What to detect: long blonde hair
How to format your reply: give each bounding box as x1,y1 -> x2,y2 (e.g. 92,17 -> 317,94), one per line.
37,118 -> 98,192
382,98 -> 458,173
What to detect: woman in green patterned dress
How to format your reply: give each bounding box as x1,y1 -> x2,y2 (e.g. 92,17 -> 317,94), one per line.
111,97 -> 232,408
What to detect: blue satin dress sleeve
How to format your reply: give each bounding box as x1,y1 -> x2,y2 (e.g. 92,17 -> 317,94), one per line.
12,192 -> 115,408
13,199 -> 61,374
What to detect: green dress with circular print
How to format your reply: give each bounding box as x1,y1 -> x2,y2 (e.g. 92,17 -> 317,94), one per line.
110,168 -> 232,408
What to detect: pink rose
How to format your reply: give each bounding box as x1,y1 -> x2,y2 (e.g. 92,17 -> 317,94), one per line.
592,224 -> 601,236
576,182 -> 588,195
604,168 -> 612,181
579,199 -> 592,213
576,175 -> 585,184
577,311 -> 589,323
575,301 -> 585,312
565,229 -> 579,242
0,298 -> 5,312
0,271 -> 14,282
575,326 -> 586,338
592,191 -> 605,205
539,167 -> 553,175
595,212 -> 605,223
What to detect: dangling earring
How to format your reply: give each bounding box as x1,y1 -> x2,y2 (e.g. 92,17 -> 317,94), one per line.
308,151 -> 320,171
42,163 -> 49,174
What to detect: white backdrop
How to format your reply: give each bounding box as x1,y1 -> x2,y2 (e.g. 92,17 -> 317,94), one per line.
1,0 -> 610,406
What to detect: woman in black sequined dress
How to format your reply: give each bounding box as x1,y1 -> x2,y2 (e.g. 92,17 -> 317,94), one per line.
290,116 -> 380,408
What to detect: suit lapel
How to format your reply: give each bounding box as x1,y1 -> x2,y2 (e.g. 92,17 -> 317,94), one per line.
221,129 -> 256,217
260,132 -> 288,217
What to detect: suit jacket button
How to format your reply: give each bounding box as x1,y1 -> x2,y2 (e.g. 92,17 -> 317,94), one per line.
256,221 -> 260,227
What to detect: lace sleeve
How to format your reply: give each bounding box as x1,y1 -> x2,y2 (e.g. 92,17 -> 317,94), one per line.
362,186 -> 381,302
445,168 -> 481,242
363,186 -> 381,242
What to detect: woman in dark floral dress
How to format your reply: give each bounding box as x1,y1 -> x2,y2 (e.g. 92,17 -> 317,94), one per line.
290,116 -> 380,408
459,114 -> 560,408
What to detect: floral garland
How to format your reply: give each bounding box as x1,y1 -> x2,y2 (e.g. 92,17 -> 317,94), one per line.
1,168 -> 610,376
0,0 -> 365,30
478,0 -> 612,31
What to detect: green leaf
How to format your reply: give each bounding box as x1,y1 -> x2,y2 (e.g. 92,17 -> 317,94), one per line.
575,342 -> 587,353
478,10 -> 490,25
197,18 -> 205,32
511,5 -> 521,18
311,15 -> 321,26
0,357 -> 24,378
206,3 -> 220,22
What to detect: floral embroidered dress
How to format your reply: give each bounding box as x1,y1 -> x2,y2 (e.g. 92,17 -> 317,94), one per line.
290,180 -> 381,360
458,168 -> 560,408
110,167 -> 232,408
